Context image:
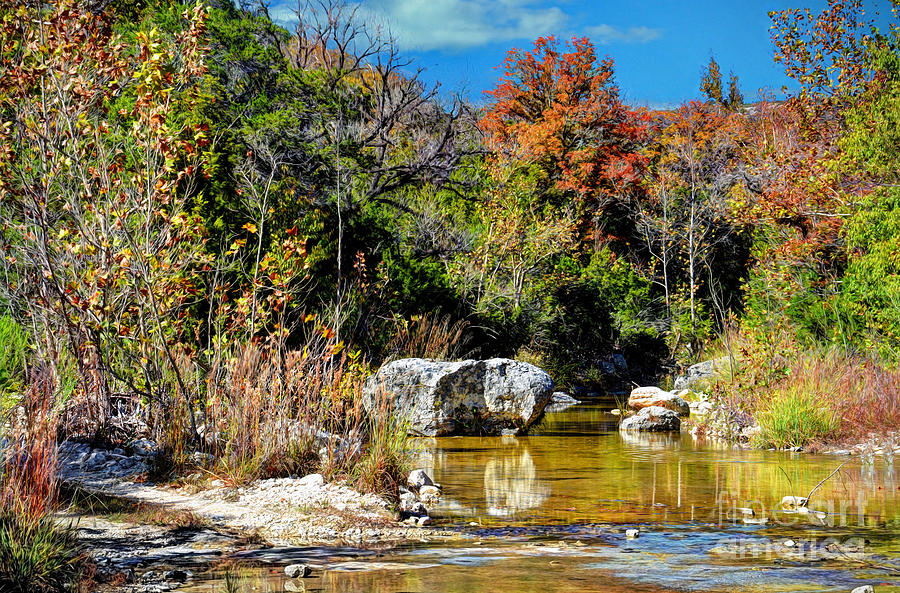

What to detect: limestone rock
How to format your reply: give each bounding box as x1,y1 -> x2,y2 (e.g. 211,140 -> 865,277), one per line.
419,485 -> 441,505
363,358 -> 554,436
674,358 -> 728,391
285,564 -> 311,579
619,406 -> 681,432
407,469 -> 435,490
627,386 -> 690,417
781,495 -> 808,510
544,392 -> 581,413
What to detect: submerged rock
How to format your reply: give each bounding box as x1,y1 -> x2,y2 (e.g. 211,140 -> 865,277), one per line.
627,386 -> 690,417
619,406 -> 681,432
363,358 -> 554,436
544,392 -> 581,413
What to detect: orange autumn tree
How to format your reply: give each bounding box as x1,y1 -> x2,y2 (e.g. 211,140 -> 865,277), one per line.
479,36 -> 648,246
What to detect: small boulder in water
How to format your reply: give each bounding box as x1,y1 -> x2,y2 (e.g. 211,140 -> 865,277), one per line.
781,495 -> 808,510
619,406 -> 681,432
544,392 -> 581,413
628,386 -> 690,417
285,564 -> 311,578
407,469 -> 434,491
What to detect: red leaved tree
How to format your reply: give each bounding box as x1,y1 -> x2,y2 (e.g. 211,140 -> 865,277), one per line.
479,36 -> 648,246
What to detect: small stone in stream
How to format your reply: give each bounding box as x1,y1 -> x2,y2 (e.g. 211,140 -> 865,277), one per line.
782,539 -> 796,548
851,586 -> 875,593
419,485 -> 441,503
163,569 -> 192,582
285,564 -> 311,578
284,581 -> 306,593
625,529 -> 639,539
781,495 -> 808,510
407,469 -> 434,490
400,501 -> 428,518
417,515 -> 432,526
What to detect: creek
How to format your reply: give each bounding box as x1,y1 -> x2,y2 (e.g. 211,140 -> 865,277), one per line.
182,398 -> 900,592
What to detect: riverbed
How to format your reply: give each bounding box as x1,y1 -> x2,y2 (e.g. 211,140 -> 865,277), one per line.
176,398 -> 900,592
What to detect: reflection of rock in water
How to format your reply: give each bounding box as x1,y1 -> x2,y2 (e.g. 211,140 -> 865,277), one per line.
483,448 -> 550,516
619,430 -> 681,450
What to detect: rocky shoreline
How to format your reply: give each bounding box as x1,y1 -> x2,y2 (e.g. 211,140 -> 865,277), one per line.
56,440 -> 459,592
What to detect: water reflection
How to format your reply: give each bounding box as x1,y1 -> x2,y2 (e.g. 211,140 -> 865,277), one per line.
483,443 -> 549,516
618,430 -> 682,450
183,399 -> 900,593
418,401 -> 900,529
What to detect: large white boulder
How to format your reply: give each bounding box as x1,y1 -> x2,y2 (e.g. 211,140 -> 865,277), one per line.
363,358 -> 554,436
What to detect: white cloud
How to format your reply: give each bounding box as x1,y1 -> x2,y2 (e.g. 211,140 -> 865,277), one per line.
584,24 -> 662,45
358,0 -> 568,51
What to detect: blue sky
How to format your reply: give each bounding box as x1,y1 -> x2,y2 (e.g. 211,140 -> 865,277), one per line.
270,0 -> 894,108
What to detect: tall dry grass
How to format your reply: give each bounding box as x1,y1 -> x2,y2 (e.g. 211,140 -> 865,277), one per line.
717,344 -> 900,447
200,345 -> 368,485
1,369 -> 84,593
387,312 -> 472,361
142,339 -> 412,493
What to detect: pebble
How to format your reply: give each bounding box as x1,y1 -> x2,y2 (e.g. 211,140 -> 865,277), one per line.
850,586 -> 875,593
625,529 -> 639,539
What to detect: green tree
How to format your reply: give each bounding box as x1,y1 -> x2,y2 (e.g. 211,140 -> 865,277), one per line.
700,56 -> 723,104
727,72 -> 743,109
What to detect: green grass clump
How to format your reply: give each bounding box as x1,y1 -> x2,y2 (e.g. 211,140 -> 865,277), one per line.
0,316 -> 27,411
0,512 -> 83,593
754,386 -> 838,449
352,401 -> 412,498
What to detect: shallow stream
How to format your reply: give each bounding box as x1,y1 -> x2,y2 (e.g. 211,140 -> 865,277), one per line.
184,399 -> 900,592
